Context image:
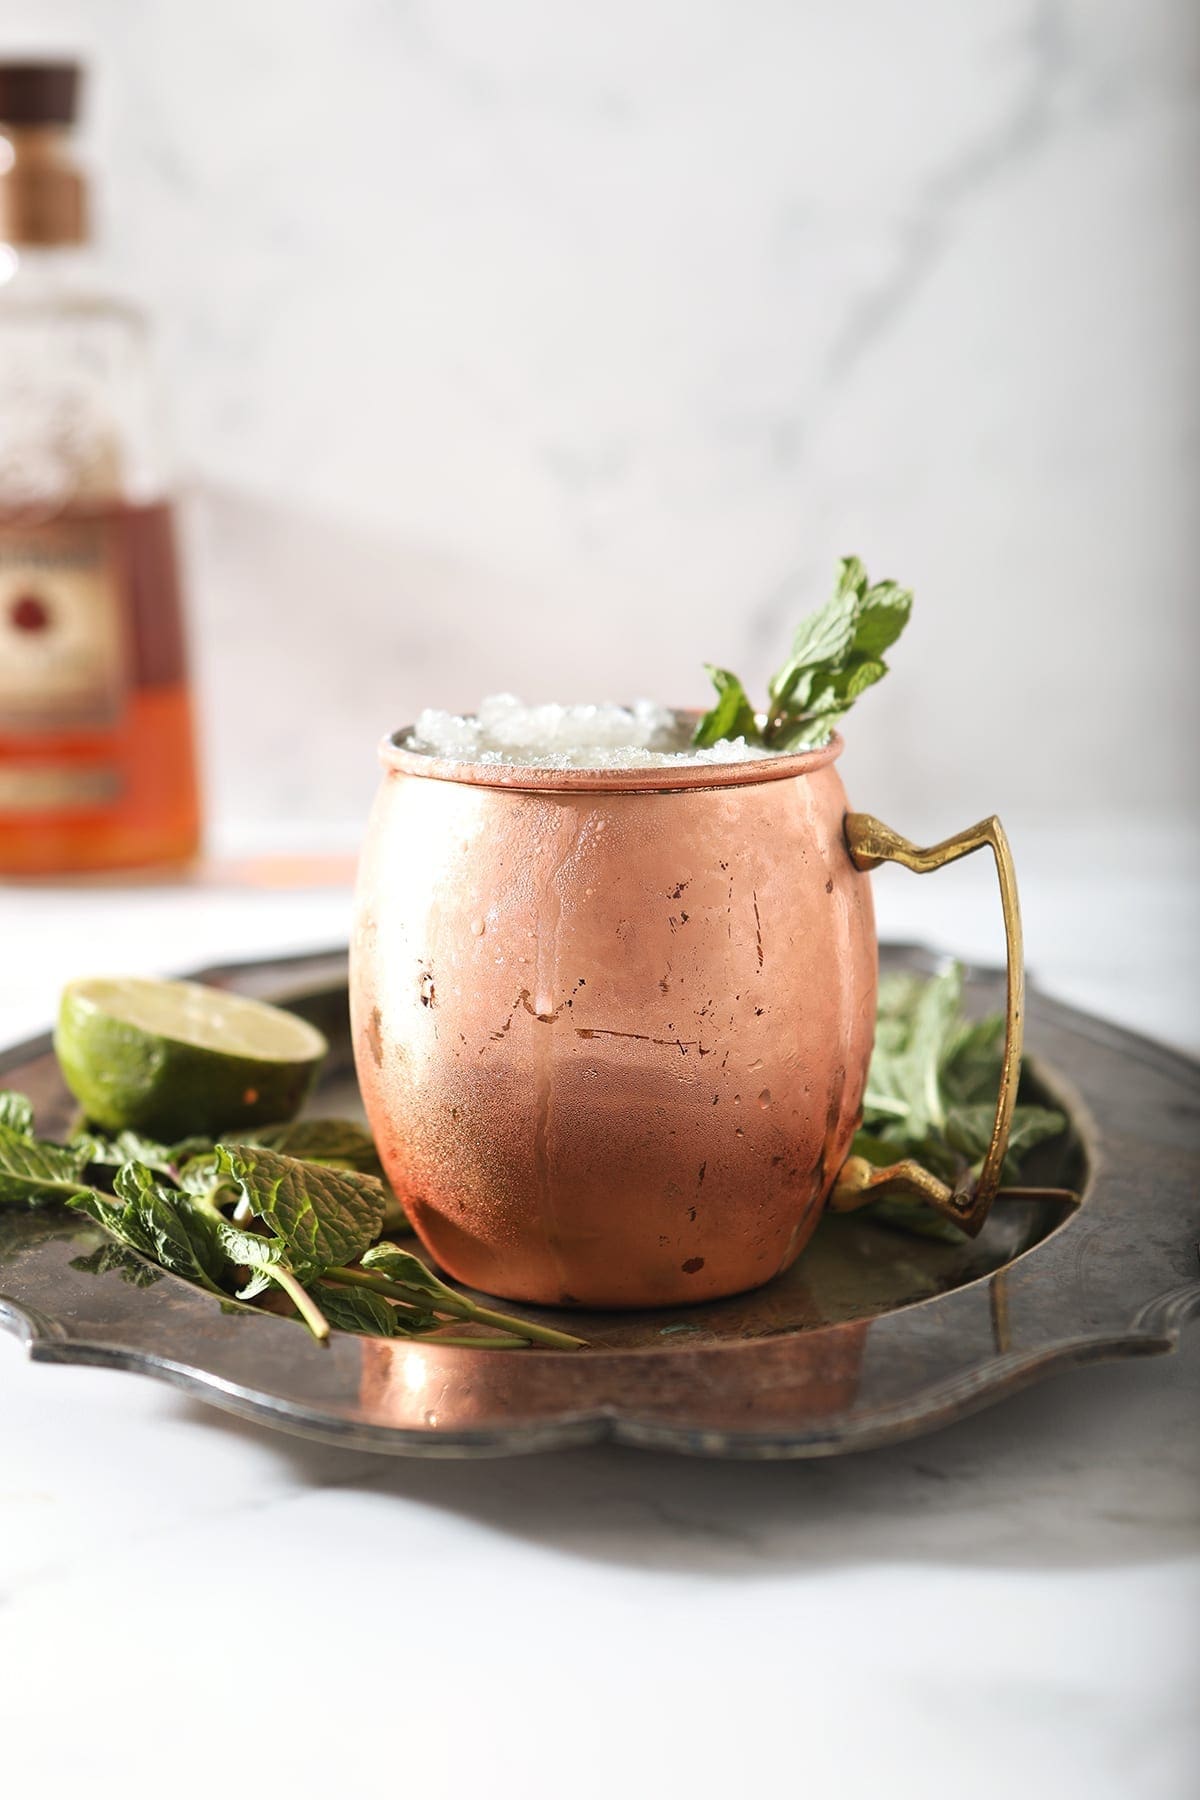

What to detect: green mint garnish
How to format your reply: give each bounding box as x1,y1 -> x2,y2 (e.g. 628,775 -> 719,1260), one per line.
693,554 -> 913,751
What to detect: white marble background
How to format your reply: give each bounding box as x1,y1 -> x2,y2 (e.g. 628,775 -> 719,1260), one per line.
6,0 -> 1198,836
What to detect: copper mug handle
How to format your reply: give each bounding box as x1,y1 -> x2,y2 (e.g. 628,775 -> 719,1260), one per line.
829,813 -> 1025,1238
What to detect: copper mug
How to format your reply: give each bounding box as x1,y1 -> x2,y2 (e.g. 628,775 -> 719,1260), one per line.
350,725 -> 1023,1310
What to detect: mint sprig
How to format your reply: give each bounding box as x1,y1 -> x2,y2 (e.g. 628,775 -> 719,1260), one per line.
855,965 -> 1067,1241
70,1162 -> 229,1298
0,1091 -> 35,1136
73,1127 -> 214,1180
0,1087 -> 584,1350
0,1107 -> 91,1205
693,555 -> 912,751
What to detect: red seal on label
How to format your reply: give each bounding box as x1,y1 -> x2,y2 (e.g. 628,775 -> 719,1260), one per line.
10,592 -> 52,633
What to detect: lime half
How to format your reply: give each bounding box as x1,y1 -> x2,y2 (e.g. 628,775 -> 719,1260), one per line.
55,976 -> 328,1139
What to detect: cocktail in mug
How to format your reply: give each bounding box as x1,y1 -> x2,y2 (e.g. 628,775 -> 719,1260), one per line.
351,696 -> 1022,1309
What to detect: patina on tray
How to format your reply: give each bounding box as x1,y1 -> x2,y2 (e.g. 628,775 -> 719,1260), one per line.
0,945 -> 1196,1459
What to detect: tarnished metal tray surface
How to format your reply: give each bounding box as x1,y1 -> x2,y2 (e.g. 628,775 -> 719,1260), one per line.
1,946 -> 1196,1459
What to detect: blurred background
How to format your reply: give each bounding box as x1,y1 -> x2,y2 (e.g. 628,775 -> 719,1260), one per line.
5,0 -> 1197,837
0,0 -> 1196,1050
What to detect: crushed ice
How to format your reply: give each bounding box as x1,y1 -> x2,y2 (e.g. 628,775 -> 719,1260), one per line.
402,694 -> 775,769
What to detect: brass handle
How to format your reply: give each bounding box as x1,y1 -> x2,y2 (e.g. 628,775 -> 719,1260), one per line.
830,812 -> 1025,1237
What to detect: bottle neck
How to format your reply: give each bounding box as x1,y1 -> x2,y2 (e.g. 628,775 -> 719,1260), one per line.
0,124 -> 87,249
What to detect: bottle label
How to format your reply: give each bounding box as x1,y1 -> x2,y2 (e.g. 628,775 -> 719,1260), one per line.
0,762 -> 122,811
0,513 -> 128,732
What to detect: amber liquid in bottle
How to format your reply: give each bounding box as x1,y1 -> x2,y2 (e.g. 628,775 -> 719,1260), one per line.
0,61 -> 201,874
0,499 -> 199,872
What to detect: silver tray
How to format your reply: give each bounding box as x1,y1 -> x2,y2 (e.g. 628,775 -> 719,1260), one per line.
1,945 -> 1197,1459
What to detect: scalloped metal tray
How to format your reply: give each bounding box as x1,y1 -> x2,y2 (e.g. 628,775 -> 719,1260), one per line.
1,945 -> 1196,1459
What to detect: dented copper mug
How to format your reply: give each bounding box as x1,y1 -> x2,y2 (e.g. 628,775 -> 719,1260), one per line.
350,724 -> 1024,1309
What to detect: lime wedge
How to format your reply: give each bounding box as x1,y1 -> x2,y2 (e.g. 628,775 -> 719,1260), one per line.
55,977 -> 328,1139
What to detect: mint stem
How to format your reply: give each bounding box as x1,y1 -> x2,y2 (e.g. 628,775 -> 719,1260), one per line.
188,1186 -> 225,1217
461,1299 -> 586,1352
429,1335 -> 534,1349
324,1265 -> 586,1350
264,1263 -> 330,1342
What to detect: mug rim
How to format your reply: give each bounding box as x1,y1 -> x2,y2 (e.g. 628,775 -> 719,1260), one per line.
379,713 -> 844,794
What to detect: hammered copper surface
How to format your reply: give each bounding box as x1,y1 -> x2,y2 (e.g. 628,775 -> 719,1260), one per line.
1,948 -> 1197,1459
351,733 -> 878,1307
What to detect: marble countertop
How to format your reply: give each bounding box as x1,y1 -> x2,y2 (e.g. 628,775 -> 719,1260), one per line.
2,826 -> 1197,1799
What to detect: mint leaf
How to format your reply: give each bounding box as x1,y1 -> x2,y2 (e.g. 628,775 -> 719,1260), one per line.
112,1162 -> 229,1290
0,1091 -> 34,1136
901,963 -> 964,1136
829,655 -> 889,707
209,1218 -> 286,1300
202,1214 -> 327,1338
347,1245 -> 587,1348
692,666 -> 763,749
224,1119 -> 415,1231
312,1282 -> 420,1338
0,1122 -> 91,1204
359,1241 -> 458,1304
945,1102 -> 1067,1181
230,1118 -> 383,1176
771,711 -> 846,752
767,585 -> 859,712
1004,1106 -> 1068,1161
70,1162 -> 229,1296
213,1145 -> 386,1275
781,657 -> 889,755
782,583 -> 860,679
74,1128 -> 213,1177
941,1014 -> 1006,1106
175,1151 -> 227,1198
853,581 -> 912,658
834,554 -> 869,600
876,970 -> 928,1024
69,1187 -> 151,1252
855,965 -> 1069,1236
863,964 -> 964,1135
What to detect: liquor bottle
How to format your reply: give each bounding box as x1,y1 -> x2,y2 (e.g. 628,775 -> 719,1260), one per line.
0,60 -> 200,874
